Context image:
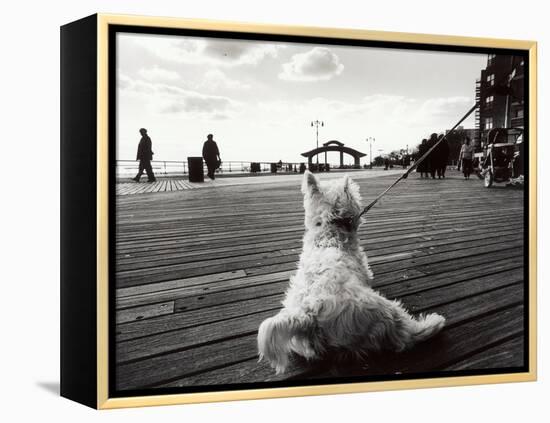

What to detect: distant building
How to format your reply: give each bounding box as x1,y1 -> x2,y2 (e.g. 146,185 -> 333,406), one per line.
475,54 -> 525,148
445,126 -> 478,141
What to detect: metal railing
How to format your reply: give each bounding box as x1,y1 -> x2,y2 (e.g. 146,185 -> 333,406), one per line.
116,160 -> 310,178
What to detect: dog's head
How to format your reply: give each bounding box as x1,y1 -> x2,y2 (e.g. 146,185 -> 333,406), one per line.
301,171 -> 363,238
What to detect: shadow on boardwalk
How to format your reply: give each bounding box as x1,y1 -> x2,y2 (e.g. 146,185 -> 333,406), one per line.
114,170 -> 525,391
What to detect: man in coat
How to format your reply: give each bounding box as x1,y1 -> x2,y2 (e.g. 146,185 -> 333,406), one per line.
202,133 -> 221,180
416,139 -> 429,178
133,128 -> 156,182
436,135 -> 450,178
427,133 -> 439,179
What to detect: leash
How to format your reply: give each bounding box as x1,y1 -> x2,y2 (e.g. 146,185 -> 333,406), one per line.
357,102 -> 479,219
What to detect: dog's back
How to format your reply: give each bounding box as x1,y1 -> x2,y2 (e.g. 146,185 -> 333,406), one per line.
257,172 -> 444,373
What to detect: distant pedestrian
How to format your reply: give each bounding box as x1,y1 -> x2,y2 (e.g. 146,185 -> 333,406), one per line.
416,139 -> 429,178
133,128 -> 156,183
427,133 -> 439,179
458,137 -> 475,179
434,134 -> 450,179
202,134 -> 221,180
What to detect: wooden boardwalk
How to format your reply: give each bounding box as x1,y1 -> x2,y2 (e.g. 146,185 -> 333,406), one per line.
116,178 -> 202,195
115,170 -> 394,195
114,170 -> 525,392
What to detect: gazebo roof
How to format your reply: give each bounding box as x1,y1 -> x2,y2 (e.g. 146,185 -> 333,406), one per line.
323,140 -> 345,147
301,144 -> 366,159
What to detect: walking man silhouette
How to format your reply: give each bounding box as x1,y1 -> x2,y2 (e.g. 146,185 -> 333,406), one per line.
202,134 -> 221,180
133,128 -> 156,183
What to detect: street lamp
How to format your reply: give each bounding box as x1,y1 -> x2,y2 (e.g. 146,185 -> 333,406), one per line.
366,137 -> 376,168
311,120 -> 324,165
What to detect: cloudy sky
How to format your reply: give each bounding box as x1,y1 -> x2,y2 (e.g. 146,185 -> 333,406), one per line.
116,32 -> 487,164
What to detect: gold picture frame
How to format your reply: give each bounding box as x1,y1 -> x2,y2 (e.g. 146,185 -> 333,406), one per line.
60,13 -> 537,409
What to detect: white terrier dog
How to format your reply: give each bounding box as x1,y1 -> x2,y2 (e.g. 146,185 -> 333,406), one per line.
258,171 -> 445,374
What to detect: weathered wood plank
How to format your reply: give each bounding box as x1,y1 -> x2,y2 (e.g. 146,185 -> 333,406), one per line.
116,302 -> 174,324
117,270 -> 247,297
115,257 -> 523,342
117,309 -> 277,364
118,295 -> 523,390
114,195 -> 520,231
114,212 -> 521,251
116,272 -> 523,364
113,224 -> 523,271
374,254 -> 523,291
243,242 -> 523,279
395,268 -> 524,312
159,283 -> 524,388
117,238 -> 523,287
115,225 -> 522,265
115,236 -> 523,287
306,304 -> 524,380
117,270 -> 293,309
116,294 -> 283,342
117,252 -> 522,317
446,336 -> 524,371
113,222 -> 523,263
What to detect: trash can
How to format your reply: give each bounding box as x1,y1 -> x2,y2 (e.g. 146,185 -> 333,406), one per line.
187,157 -> 204,182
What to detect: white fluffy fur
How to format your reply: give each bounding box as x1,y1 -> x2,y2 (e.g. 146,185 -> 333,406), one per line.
257,171 -> 445,374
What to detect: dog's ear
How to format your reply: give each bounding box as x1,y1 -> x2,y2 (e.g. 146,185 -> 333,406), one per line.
343,175 -> 362,202
343,175 -> 358,194
301,170 -> 320,195
343,175 -> 351,193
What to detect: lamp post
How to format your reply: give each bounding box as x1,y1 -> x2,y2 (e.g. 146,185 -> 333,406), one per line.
366,137 -> 376,168
311,120 -> 324,165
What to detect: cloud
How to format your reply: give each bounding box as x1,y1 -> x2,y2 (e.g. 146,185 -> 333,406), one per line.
161,93 -> 234,114
416,96 -> 472,118
279,47 -> 344,81
202,40 -> 281,65
118,74 -> 240,117
129,34 -> 282,67
117,73 -> 133,90
138,66 -> 180,82
196,69 -> 251,91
